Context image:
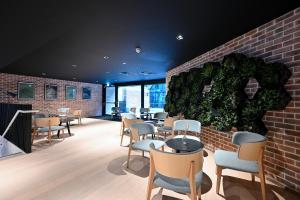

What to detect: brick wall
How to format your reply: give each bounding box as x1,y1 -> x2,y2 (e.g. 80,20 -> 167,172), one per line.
167,8 -> 300,192
0,73 -> 102,117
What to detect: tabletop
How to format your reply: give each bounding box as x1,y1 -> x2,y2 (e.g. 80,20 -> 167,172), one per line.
166,137 -> 204,153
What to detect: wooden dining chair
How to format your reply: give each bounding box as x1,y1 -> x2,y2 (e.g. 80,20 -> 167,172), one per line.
120,117 -> 142,146
172,120 -> 201,141
157,116 -> 177,139
73,110 -> 82,125
32,117 -> 65,143
147,144 -> 204,200
127,123 -> 165,168
214,131 -> 267,200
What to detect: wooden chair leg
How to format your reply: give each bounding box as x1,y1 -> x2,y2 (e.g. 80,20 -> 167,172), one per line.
259,170 -> 266,200
197,186 -> 202,200
127,146 -> 132,168
31,129 -> 36,144
216,165 -> 222,194
251,174 -> 255,182
120,133 -> 124,146
142,151 -> 145,157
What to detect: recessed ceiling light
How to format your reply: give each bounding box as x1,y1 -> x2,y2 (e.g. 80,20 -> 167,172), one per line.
120,72 -> 129,75
135,47 -> 141,54
106,71 -> 110,74
104,56 -> 110,59
42,72 -> 46,76
176,34 -> 184,40
96,81 -> 99,83
122,62 -> 126,65
72,64 -> 77,67
106,82 -> 110,87
73,77 -> 76,80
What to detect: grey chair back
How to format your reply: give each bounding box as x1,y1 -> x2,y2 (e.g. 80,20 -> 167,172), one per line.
232,131 -> 266,145
153,112 -> 168,120
173,120 -> 201,133
140,108 -> 149,113
131,123 -> 155,136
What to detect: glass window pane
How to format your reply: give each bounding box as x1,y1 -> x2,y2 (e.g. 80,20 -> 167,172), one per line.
144,83 -> 166,113
105,86 -> 115,114
118,85 -> 141,113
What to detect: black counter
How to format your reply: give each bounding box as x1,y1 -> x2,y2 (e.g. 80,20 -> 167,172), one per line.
0,103 -> 32,153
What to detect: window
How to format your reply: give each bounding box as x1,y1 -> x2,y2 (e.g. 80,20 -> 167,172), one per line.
118,85 -> 141,113
144,83 -> 166,113
105,86 -> 115,115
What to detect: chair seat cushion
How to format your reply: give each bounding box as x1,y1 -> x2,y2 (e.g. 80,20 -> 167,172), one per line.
154,171 -> 203,194
38,126 -> 65,132
214,150 -> 259,173
157,126 -> 172,132
132,139 -> 165,152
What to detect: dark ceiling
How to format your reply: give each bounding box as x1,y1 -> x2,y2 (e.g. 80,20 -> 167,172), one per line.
0,1 -> 299,84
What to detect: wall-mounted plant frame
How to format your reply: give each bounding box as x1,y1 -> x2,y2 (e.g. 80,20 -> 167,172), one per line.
18,82 -> 35,100
65,85 -> 77,100
45,84 -> 58,100
165,53 -> 292,135
82,87 -> 92,100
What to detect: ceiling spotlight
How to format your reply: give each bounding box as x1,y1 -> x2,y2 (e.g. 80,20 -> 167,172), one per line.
135,47 -> 141,54
122,62 -> 126,65
96,81 -> 99,83
176,34 -> 184,40
104,56 -> 110,59
105,71 -> 110,74
106,82 -> 110,87
42,72 -> 46,76
72,64 -> 77,67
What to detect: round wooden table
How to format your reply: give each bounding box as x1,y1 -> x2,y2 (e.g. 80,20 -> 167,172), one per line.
166,138 -> 204,153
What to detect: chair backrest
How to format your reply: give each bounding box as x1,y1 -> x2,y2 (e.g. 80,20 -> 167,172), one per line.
130,123 -> 155,141
150,144 -> 203,179
232,132 -> 267,161
130,107 -> 136,113
173,120 -> 201,133
122,113 -> 137,120
35,117 -> 60,127
112,107 -> 120,113
154,112 -> 168,120
140,108 -> 149,113
164,117 -> 176,127
73,110 -> 82,116
123,118 -> 143,129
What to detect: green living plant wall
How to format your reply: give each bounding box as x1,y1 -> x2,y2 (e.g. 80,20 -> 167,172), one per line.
165,53 -> 292,135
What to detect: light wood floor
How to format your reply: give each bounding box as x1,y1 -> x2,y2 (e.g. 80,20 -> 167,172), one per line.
0,118 -> 299,200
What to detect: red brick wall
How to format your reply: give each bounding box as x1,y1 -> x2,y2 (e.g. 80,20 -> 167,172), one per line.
167,8 -> 300,192
0,73 -> 102,117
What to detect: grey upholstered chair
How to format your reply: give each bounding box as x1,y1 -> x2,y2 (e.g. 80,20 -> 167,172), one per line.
140,108 -> 150,120
147,143 -> 204,200
157,117 -> 177,139
120,115 -> 141,146
127,123 -> 165,168
153,112 -> 168,121
173,120 -> 201,141
214,131 -> 267,200
32,117 -> 65,143
111,107 -> 121,120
